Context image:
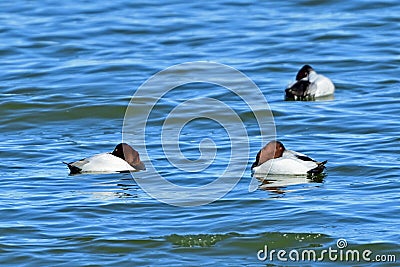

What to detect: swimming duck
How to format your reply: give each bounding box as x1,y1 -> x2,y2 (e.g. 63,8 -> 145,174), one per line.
64,143 -> 145,174
251,141 -> 326,175
285,65 -> 335,100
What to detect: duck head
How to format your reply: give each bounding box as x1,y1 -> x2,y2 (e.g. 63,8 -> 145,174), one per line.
112,143 -> 146,171
296,64 -> 314,81
251,141 -> 285,169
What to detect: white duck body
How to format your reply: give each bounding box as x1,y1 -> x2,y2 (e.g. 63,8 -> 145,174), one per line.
252,150 -> 321,175
65,143 -> 145,174
251,141 -> 326,176
307,70 -> 335,98
68,153 -> 136,173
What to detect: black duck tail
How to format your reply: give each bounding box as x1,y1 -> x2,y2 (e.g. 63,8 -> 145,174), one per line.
63,162 -> 82,175
307,160 -> 327,175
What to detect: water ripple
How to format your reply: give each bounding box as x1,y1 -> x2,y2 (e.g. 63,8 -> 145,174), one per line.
0,0 -> 399,265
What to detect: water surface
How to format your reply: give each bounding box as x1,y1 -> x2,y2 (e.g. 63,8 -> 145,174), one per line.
0,0 -> 399,266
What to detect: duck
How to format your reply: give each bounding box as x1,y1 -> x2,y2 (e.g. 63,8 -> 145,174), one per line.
285,65 -> 335,100
251,141 -> 327,175
64,143 -> 145,174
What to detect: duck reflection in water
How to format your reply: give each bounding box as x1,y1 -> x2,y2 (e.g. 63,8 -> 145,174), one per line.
254,174 -> 325,194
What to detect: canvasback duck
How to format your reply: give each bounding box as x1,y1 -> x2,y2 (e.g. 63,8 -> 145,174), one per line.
251,141 -> 327,175
64,143 -> 145,174
285,65 -> 335,100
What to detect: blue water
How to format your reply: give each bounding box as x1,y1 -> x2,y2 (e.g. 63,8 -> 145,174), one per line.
1,0 -> 399,266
